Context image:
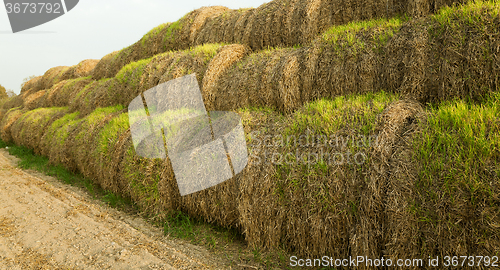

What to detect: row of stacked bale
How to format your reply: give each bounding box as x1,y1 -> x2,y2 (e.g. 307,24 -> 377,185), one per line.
14,0 -> 481,115
20,59 -> 99,97
4,91 -> 499,269
18,1 -> 500,119
1,1 -> 499,267
91,0 -> 471,80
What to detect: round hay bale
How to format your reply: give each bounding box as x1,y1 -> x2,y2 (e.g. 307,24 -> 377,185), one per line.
194,9 -> 252,46
44,77 -> 94,108
0,107 -> 25,143
138,23 -> 171,58
0,110 -> 6,125
45,80 -> 68,107
106,44 -> 222,112
39,112 -> 78,159
43,112 -> 83,171
180,173 -> 241,228
10,107 -> 67,154
61,59 -> 99,81
33,66 -> 70,93
119,141 -> 180,219
278,53 -> 303,113
202,44 -> 250,110
301,0 -> 326,43
9,111 -> 29,146
93,112 -> 130,192
69,106 -> 123,182
214,48 -> 292,112
232,8 -> 255,44
188,6 -> 229,44
20,75 -> 42,95
1,95 -> 24,111
383,21 -> 432,103
23,90 -> 46,110
349,100 -> 425,265
91,51 -> 120,81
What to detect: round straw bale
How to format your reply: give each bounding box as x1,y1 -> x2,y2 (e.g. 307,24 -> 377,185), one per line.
347,100 -> 425,266
301,0 -> 329,43
69,106 -> 123,183
39,112 -> 77,158
214,48 -> 292,112
383,21 -> 432,103
92,51 -> 119,80
61,59 -> 99,81
278,52 -> 303,113
104,46 -> 135,81
45,80 -> 69,107
33,66 -> 70,93
116,43 -> 222,108
232,8 -> 256,44
9,111 -> 29,146
0,110 -> 5,126
195,9 -> 250,46
180,172 -> 241,228
236,101 -> 364,257
202,44 -> 250,110
240,1 -> 271,50
1,95 -> 24,112
0,107 -> 25,143
119,142 -> 180,219
23,90 -> 46,110
188,6 -> 229,44
369,100 -> 427,267
136,23 -> 171,59
285,0 -> 308,47
41,112 -> 83,171
53,77 -> 94,108
237,157 -> 285,249
10,107 -> 67,154
0,99 -> 7,111
93,112 -> 130,192
20,75 -> 42,95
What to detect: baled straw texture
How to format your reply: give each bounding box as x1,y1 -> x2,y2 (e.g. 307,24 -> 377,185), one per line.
90,0 -> 469,81
10,107 -> 67,154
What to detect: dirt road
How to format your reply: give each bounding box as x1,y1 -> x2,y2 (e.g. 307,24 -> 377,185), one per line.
0,149 -> 228,270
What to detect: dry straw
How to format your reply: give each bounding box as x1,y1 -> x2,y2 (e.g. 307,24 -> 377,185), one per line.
10,107 -> 67,154
91,6 -> 228,81
45,77 -> 94,108
76,44 -> 224,118
1,0 -> 498,263
25,60 -> 98,97
60,59 -> 99,81
0,108 -> 25,143
351,100 -> 425,268
32,66 -> 69,94
68,106 -> 124,183
23,90 -> 46,110
20,76 -> 42,95
202,44 -> 250,110
91,51 -> 120,81
89,0 -> 469,81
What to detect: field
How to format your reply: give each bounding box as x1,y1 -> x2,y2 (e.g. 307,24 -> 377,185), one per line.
1,0 -> 499,269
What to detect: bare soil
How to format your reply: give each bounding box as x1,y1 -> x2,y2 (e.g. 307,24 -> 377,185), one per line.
0,149 -> 236,270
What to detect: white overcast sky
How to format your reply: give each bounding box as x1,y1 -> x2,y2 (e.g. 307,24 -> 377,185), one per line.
0,0 -> 268,94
